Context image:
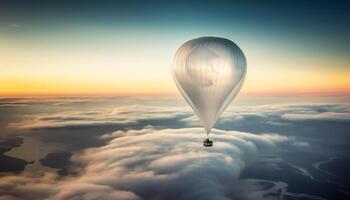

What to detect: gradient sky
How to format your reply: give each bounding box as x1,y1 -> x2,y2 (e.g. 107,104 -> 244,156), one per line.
0,0 -> 349,96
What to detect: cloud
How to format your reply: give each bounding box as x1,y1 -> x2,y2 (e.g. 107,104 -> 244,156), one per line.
182,103 -> 350,128
8,105 -> 191,129
282,112 -> 350,122
10,24 -> 21,28
0,127 -> 295,200
6,99 -> 350,133
3,98 -> 347,199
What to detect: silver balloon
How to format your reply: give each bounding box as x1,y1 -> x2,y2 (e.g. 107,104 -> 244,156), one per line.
172,37 -> 247,135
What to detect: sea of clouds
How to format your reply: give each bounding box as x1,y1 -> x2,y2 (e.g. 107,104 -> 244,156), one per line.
0,126 -> 300,200
0,97 -> 349,200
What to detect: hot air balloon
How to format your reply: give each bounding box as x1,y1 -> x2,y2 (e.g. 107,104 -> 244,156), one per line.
172,37 -> 247,147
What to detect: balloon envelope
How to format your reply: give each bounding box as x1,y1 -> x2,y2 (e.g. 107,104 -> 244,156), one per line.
172,37 -> 247,134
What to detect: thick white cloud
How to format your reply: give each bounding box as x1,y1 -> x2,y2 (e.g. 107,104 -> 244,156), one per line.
282,112 -> 350,122
0,127 -> 296,200
182,103 -> 350,128
7,101 -> 350,130
9,105 -> 190,129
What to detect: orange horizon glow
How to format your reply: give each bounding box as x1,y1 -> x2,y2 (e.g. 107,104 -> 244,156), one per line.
1,70 -> 349,97
1,63 -> 349,97
1,88 -> 350,98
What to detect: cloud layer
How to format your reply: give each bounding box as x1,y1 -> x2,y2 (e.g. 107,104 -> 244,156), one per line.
1,98 -> 349,199
282,112 -> 350,122
0,127 -> 294,200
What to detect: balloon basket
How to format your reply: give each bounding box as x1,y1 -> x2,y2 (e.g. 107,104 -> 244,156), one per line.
203,138 -> 213,147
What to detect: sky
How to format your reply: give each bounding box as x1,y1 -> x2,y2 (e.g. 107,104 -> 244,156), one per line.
0,0 -> 349,96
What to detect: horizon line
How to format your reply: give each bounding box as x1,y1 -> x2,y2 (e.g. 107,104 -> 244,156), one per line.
1,90 -> 350,98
